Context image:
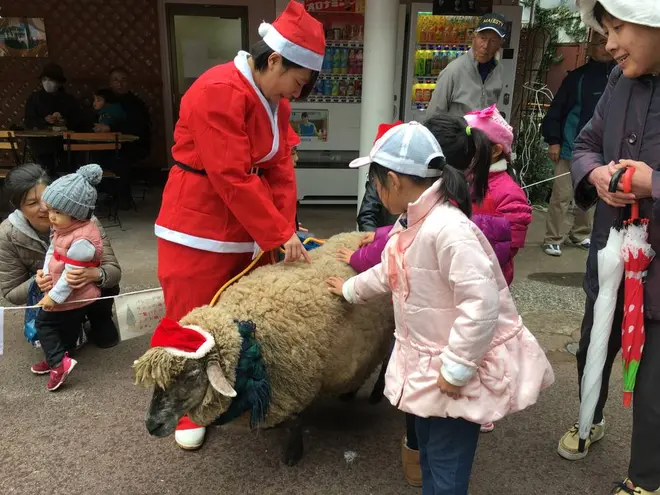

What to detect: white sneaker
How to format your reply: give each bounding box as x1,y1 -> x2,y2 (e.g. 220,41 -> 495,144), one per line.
175,426 -> 206,450
543,243 -> 562,257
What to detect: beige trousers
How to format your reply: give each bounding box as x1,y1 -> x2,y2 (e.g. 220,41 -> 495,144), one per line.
544,158 -> 594,245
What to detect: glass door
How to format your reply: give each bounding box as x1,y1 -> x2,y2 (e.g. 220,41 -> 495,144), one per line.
166,4 -> 248,122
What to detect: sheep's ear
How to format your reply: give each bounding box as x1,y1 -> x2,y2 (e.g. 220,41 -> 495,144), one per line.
206,361 -> 237,397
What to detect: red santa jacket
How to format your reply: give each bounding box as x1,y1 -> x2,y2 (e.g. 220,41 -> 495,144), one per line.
155,51 -> 297,255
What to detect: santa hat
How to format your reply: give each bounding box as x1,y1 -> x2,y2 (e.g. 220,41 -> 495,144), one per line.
374,121 -> 404,144
259,1 -> 326,72
288,124 -> 301,148
150,317 -> 215,359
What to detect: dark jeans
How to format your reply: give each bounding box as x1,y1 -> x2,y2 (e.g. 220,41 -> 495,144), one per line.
406,413 -> 419,450
415,415 -> 480,495
36,306 -> 89,367
577,297 -> 660,490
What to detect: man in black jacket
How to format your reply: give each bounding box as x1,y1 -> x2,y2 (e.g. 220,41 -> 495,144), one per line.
541,33 -> 614,257
94,67 -> 152,206
24,63 -> 82,174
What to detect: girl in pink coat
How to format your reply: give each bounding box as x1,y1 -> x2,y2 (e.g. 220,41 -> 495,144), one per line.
327,121 -> 554,495
464,104 -> 532,286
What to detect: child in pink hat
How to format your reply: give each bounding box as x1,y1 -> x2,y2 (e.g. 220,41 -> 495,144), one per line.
463,105 -> 532,433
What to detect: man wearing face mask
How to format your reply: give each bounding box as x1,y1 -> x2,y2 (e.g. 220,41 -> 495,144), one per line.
427,13 -> 507,117
24,63 -> 82,173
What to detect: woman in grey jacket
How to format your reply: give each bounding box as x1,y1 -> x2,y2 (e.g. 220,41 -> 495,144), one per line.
564,1 -> 660,493
0,164 -> 122,348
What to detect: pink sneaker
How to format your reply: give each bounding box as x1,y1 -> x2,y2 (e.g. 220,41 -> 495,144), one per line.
480,423 -> 495,433
31,360 -> 51,375
46,353 -> 77,391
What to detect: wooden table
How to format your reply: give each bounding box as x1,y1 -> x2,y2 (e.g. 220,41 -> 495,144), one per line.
14,130 -> 139,142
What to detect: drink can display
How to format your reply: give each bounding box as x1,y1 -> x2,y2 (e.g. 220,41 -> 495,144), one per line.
347,81 -> 355,97
331,79 -> 340,97
341,48 -> 349,74
423,84 -> 432,102
333,48 -> 342,74
338,80 -> 347,97
324,47 -> 334,72
323,79 -> 332,96
354,79 -> 362,98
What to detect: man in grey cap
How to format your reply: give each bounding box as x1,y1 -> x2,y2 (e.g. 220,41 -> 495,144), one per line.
427,12 -> 507,117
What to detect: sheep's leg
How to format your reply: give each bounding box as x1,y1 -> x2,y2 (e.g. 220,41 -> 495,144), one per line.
368,362 -> 387,404
282,413 -> 304,466
369,336 -> 395,404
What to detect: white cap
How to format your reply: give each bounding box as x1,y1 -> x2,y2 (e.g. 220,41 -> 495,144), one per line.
349,121 -> 445,178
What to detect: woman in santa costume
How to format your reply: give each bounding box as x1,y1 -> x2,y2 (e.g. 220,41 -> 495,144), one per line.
154,1 -> 325,450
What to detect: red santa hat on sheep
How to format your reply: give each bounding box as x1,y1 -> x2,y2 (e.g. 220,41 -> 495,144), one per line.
258,1 -> 326,72
150,317 -> 216,359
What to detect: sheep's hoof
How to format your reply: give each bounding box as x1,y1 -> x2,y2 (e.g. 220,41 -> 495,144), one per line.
282,414 -> 304,466
282,439 -> 304,466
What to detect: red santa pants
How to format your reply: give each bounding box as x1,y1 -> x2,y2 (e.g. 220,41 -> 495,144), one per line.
157,238 -> 257,321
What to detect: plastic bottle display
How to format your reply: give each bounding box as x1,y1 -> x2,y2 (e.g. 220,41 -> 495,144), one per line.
413,46 -> 468,78
416,14 -> 479,44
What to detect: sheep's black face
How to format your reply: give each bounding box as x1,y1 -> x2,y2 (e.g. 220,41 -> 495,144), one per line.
145,359 -> 209,437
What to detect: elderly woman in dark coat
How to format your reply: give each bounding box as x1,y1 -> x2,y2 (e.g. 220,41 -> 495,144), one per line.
0,164 -> 121,348
561,1 -> 660,493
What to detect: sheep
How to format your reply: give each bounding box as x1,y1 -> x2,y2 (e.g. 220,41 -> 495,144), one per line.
134,232 -> 394,465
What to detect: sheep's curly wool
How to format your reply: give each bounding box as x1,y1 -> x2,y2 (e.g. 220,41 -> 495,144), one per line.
133,347 -> 187,390
137,232 -> 395,429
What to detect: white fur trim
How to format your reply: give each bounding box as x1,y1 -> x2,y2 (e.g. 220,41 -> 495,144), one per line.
261,26 -> 323,72
163,325 -> 215,359
234,51 -> 279,164
258,22 -> 271,38
155,224 -> 258,254
489,159 -> 508,173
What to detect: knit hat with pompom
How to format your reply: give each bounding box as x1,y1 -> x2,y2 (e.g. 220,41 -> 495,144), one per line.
41,164 -> 103,220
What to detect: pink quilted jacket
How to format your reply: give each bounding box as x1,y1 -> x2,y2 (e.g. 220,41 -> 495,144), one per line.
342,180 -> 554,424
474,160 -> 532,285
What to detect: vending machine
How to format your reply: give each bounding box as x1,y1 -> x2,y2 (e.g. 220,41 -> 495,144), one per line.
288,1 -> 407,205
403,4 -> 523,124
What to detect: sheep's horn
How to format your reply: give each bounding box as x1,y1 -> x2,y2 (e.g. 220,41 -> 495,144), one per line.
206,361 -> 237,398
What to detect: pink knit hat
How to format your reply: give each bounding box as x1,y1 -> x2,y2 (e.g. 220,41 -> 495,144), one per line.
464,105 -> 513,157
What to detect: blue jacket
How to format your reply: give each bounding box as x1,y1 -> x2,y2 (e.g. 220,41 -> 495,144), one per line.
542,59 -> 615,159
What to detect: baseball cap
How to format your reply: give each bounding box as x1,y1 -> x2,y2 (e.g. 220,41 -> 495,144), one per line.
349,121 -> 445,178
475,13 -> 507,38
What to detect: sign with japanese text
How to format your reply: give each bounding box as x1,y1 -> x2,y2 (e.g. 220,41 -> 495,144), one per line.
305,0 -> 365,13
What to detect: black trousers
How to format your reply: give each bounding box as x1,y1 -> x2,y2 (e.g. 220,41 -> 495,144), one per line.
577,297 -> 660,490
36,306 -> 89,367
85,285 -> 120,347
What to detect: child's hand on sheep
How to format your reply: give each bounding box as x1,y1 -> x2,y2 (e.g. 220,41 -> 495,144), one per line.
326,277 -> 345,296
336,248 -> 355,264
359,232 -> 376,247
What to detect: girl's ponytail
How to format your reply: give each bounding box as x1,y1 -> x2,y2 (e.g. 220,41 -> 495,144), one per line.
467,127 -> 492,205
438,162 -> 472,218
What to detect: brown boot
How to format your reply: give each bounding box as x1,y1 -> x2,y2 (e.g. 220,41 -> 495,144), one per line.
401,435 -> 422,487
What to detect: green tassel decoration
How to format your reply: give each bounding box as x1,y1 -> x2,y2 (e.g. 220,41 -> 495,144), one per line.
213,320 -> 271,428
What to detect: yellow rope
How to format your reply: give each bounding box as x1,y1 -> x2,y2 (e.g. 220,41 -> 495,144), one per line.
210,251 -> 266,307
210,237 -> 327,307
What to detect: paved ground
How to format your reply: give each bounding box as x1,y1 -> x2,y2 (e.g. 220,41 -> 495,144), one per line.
0,196 -> 632,495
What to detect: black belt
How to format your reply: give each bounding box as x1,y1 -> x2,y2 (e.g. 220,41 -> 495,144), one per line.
175,161 -> 263,176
